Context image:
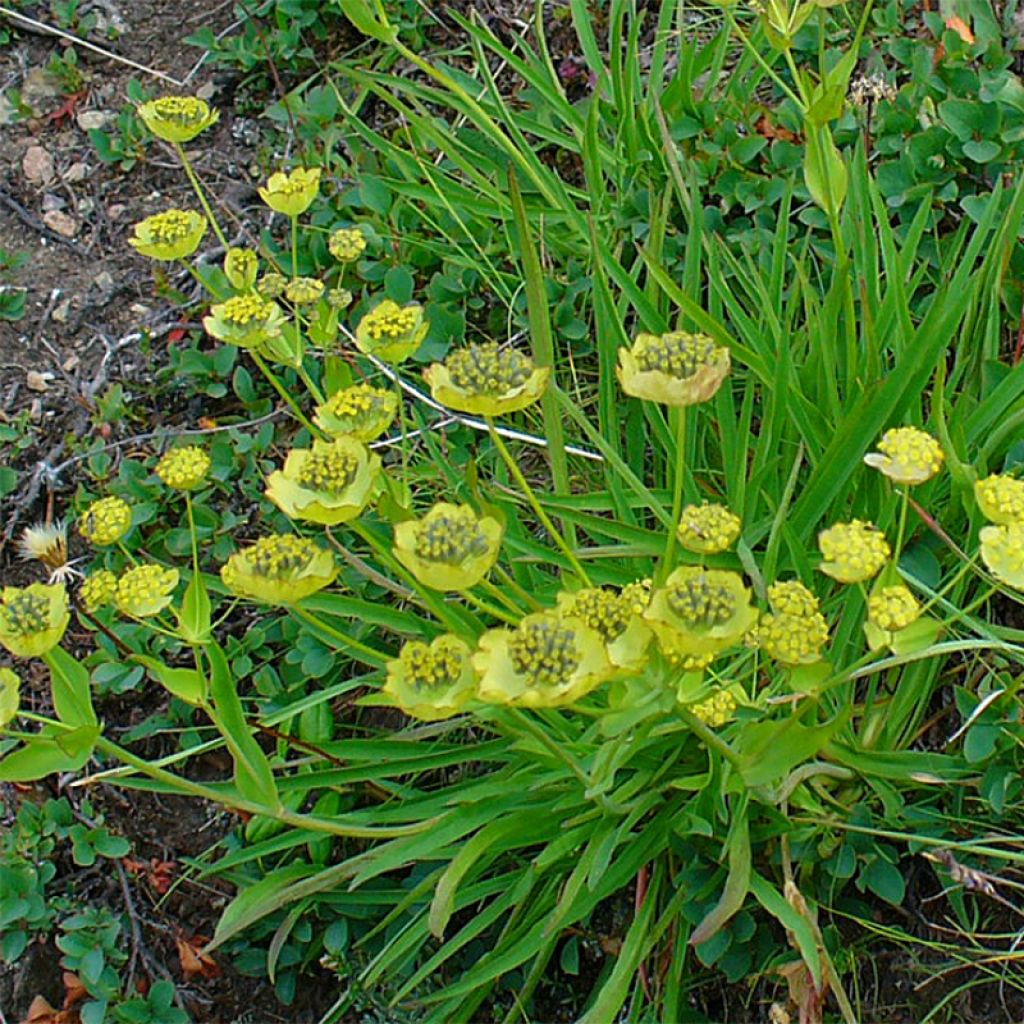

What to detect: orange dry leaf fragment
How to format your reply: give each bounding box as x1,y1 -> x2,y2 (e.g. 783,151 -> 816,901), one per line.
176,933 -> 222,980
945,15 -> 975,42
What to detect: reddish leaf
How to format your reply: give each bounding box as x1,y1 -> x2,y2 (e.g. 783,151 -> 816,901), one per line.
945,15 -> 974,42
755,114 -> 802,144
176,934 -> 221,980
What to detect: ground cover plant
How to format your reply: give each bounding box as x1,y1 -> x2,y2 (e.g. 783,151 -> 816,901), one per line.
5,0 -> 1024,1021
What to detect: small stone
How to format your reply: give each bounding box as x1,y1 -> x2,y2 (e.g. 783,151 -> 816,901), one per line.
62,355 -> 79,372
106,203 -> 126,220
65,162 -> 89,183
93,271 -> 114,292
23,145 -> 55,185
42,210 -> 78,237
77,198 -> 95,215
21,67 -> 62,115
129,303 -> 150,316
26,370 -> 54,392
51,299 -> 72,323
196,82 -> 217,101
76,110 -> 113,131
41,193 -> 64,212
29,399 -> 42,422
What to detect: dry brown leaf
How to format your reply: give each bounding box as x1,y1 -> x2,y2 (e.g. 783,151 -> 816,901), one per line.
945,15 -> 975,43
176,933 -> 221,980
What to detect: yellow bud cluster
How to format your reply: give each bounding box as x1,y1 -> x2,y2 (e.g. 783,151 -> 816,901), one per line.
79,496 -> 132,546
864,427 -> 944,485
413,507 -> 489,565
245,535 -> 320,579
756,611 -> 829,665
156,445 -> 211,491
867,585 -> 920,632
328,226 -> 367,262
218,294 -> 278,327
295,445 -> 360,494
767,580 -> 820,618
818,520 -> 890,584
285,277 -> 324,305
980,522 -> 1024,588
677,502 -> 741,554
259,272 -> 287,298
115,565 -> 179,618
446,342 -> 533,395
509,617 -> 582,687
401,637 -> 465,690
666,574 -> 737,628
690,689 -> 738,727
975,475 -> 1024,525
364,304 -> 419,341
80,570 -> 118,613
561,588 -> 631,642
635,332 -> 718,378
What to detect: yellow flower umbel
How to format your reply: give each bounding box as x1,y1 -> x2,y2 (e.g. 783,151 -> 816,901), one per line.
475,613 -> 611,708
80,570 -> 118,614
258,272 -> 287,299
394,503 -> 503,591
423,342 -> 550,417
129,209 -> 207,261
868,585 -> 920,631
754,581 -> 830,665
329,226 -> 368,263
156,445 -> 211,491
980,522 -> 1024,588
138,96 -> 219,143
258,167 -> 321,217
265,437 -> 381,526
645,567 -> 757,661
975,475 -> 1024,525
354,299 -> 429,363
314,384 -> 398,442
79,496 -> 132,546
383,636 -> 477,721
285,277 -> 325,305
677,503 -> 742,555
556,586 -> 652,671
863,427 -> 944,485
224,247 -> 258,290
0,667 -> 19,727
221,535 -> 337,605
617,331 -> 730,407
115,565 -> 179,618
689,688 -> 738,727
0,584 -> 70,658
203,294 -> 286,350
818,520 -> 890,584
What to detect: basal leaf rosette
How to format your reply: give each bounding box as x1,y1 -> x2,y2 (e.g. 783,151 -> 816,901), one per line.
383,635 -> 477,721
78,496 -> 132,547
0,583 -> 70,658
644,567 -> 757,662
258,167 -> 321,217
221,534 -> 337,605
556,585 -> 652,671
423,342 -> 550,417
752,579 -> 830,666
475,613 -> 611,708
394,503 -> 502,592
138,96 -> 219,143
617,331 -> 730,407
975,475 -> 1024,525
677,502 -> 742,555
980,522 -> 1024,588
863,426 -> 944,485
115,565 -> 179,618
355,299 -> 429,364
314,384 -> 398,442
818,520 -> 890,584
265,437 -> 382,526
203,294 -> 286,350
129,209 -> 207,261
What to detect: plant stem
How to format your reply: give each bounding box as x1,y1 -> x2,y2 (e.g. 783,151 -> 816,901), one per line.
296,362 -> 325,405
458,588 -> 519,626
677,707 -> 743,768
657,405 -> 688,585
290,214 -> 299,279
173,142 -> 229,251
249,350 -> 322,437
486,420 -> 590,584
291,605 -> 390,666
481,574 -> 533,614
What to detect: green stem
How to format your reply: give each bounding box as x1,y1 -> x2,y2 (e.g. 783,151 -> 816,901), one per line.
486,420 -> 590,584
459,588 -> 519,626
677,707 -> 743,768
177,258 -> 223,301
658,406 -> 688,585
291,605 -> 389,666
173,142 -> 230,251
296,362 -> 325,405
503,708 -> 627,815
723,12 -> 805,109
185,493 -> 200,581
481,574 -> 532,615
290,214 -> 299,279
250,350 -> 322,438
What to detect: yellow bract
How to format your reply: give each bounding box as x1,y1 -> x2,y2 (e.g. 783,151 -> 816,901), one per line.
314,384 -> 398,442
383,635 -> 477,721
818,520 -> 890,584
129,209 -> 207,261
79,496 -> 132,546
475,613 -> 611,708
980,523 -> 1024,589
80,570 -> 118,613
221,534 -> 337,605
156,445 -> 211,491
423,342 -> 550,417
258,167 -> 321,217
677,503 -> 742,554
328,226 -> 368,263
203,294 -> 286,350
115,565 -> 179,618
0,583 -> 70,658
863,426 -> 944,485
556,585 -> 652,670
645,567 -> 757,662
138,96 -> 219,143
393,503 -> 503,592
354,299 -> 429,364
0,667 -> 19,727
617,331 -> 730,407
265,437 -> 381,526
975,474 -> 1024,525
224,247 -> 258,290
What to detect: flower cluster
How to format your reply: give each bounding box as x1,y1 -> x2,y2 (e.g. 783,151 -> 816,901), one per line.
221,535 -> 337,605
315,384 -> 398,441
79,497 -> 132,546
329,226 -> 367,263
0,584 -> 69,658
689,688 -> 738,727
424,342 -> 549,417
818,520 -> 890,584
204,294 -> 286,350
258,167 -> 321,217
976,475 -> 1024,587
394,503 -> 502,591
130,209 -> 207,261
355,300 -> 428,363
156,445 -> 211,491
115,565 -> 180,618
138,96 -> 219,143
618,331 -> 730,407
864,427 -> 944,485
754,580 -> 830,665
677,503 -> 742,555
